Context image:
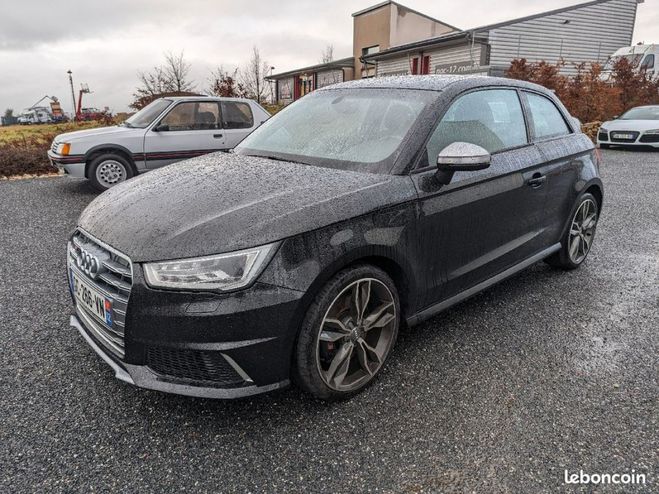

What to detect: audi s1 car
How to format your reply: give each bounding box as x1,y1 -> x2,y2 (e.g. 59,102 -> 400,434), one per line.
67,75 -> 603,400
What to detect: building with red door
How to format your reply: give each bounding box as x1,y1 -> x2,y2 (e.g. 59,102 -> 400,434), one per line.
268,0 -> 644,105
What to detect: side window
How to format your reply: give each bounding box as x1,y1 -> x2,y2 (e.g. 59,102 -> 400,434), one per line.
525,93 -> 571,140
640,54 -> 655,70
221,102 -> 254,129
425,89 -> 527,164
160,102 -> 220,131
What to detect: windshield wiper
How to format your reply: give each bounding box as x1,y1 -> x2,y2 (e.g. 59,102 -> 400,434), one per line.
264,155 -> 307,165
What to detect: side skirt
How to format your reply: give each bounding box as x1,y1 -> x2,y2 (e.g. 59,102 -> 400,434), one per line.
406,243 -> 561,327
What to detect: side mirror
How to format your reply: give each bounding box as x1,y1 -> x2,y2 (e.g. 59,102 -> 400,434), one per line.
153,123 -> 169,132
435,142 -> 490,184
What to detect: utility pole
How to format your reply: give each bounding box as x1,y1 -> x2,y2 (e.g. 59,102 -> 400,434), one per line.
67,70 -> 76,121
269,66 -> 275,104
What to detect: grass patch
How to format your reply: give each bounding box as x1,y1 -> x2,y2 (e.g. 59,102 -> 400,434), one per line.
0,120 -> 111,178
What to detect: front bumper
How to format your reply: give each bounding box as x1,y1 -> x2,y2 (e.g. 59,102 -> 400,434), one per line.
47,150 -> 86,177
597,130 -> 659,149
70,314 -> 289,398
71,272 -> 305,398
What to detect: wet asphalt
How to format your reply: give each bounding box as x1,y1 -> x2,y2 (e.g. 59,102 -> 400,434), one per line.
1,149 -> 657,493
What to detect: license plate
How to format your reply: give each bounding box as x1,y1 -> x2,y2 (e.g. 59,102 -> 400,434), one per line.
613,133 -> 634,139
71,270 -> 113,327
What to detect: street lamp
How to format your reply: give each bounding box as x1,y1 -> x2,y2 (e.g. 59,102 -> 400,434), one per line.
269,66 -> 275,104
67,70 -> 76,122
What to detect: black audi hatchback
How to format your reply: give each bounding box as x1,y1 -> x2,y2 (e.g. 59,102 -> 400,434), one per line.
68,75 -> 602,400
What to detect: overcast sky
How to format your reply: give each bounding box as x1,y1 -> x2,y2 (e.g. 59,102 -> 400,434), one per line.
1,0 -> 656,114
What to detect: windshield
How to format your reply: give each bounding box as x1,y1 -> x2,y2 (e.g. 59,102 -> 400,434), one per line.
123,99 -> 172,128
235,88 -> 436,173
603,54 -> 643,71
619,106 -> 659,120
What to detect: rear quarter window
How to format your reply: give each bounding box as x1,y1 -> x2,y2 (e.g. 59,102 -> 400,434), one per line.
221,102 -> 254,129
525,92 -> 571,140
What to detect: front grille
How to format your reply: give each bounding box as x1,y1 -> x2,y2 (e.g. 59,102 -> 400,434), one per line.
639,134 -> 659,143
597,131 -> 608,142
610,131 -> 640,143
146,347 -> 245,386
68,230 -> 133,359
51,140 -> 59,153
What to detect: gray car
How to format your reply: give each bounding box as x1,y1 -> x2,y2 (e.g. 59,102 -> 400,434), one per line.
48,96 -> 270,191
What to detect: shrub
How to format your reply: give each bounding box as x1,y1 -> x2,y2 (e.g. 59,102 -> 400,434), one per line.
0,134 -> 56,178
507,58 -> 659,125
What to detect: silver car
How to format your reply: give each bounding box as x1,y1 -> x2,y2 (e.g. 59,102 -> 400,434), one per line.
48,96 -> 271,191
597,105 -> 659,150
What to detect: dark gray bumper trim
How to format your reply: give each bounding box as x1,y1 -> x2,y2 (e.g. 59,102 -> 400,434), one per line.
70,315 -> 290,399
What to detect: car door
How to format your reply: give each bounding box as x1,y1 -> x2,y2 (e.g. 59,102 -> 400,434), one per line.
521,91 -> 583,243
220,100 -> 257,148
143,100 -> 226,169
411,88 -> 552,308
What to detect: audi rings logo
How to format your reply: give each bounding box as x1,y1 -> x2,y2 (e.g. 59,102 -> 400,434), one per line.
76,246 -> 107,279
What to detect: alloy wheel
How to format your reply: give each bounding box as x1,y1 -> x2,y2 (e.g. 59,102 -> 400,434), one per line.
316,278 -> 397,392
96,160 -> 127,188
568,198 -> 598,264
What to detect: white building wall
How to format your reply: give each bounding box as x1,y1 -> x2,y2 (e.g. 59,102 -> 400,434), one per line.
488,0 -> 639,74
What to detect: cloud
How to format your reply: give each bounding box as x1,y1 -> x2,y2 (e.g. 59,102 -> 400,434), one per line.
0,0 -> 655,113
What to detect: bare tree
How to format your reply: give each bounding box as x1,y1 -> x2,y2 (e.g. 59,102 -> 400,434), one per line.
320,45 -> 334,64
131,51 -> 197,109
207,66 -> 246,98
239,47 -> 270,103
164,51 -> 194,92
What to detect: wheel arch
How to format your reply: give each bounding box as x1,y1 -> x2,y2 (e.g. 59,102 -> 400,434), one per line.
558,178 -> 603,240
288,248 -> 417,335
84,144 -> 137,178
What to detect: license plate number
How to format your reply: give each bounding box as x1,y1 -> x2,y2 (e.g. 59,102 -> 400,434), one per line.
613,133 -> 634,139
71,270 -> 113,326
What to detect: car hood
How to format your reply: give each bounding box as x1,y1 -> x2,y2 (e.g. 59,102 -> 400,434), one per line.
77,153 -> 416,262
57,125 -> 139,141
602,119 -> 659,132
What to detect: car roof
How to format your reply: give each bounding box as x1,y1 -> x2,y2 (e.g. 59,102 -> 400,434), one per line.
163,96 -> 252,102
318,74 -> 550,94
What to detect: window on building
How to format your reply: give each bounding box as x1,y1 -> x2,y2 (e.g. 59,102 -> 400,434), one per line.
221,101 -> 254,129
421,56 -> 430,75
160,102 -> 221,131
411,57 -> 419,75
362,45 -> 380,57
525,92 -> 571,140
425,89 -> 527,163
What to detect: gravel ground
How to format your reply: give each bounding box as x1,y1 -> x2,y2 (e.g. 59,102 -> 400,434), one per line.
1,150 -> 657,493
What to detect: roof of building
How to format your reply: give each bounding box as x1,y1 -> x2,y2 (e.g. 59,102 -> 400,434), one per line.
363,0 -> 638,60
351,1 -> 460,31
267,57 -> 355,80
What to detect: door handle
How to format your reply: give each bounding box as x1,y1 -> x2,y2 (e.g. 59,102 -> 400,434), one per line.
527,173 -> 546,188
213,134 -> 223,138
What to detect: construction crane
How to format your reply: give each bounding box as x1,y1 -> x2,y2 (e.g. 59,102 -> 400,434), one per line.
75,83 -> 91,120
75,83 -> 111,121
29,95 -> 65,122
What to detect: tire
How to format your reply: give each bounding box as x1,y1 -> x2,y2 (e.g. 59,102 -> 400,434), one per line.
294,264 -> 400,401
545,192 -> 599,270
88,153 -> 134,192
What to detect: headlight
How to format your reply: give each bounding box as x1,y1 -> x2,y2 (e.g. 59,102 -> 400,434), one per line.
644,129 -> 659,135
57,142 -> 71,155
143,242 -> 279,291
